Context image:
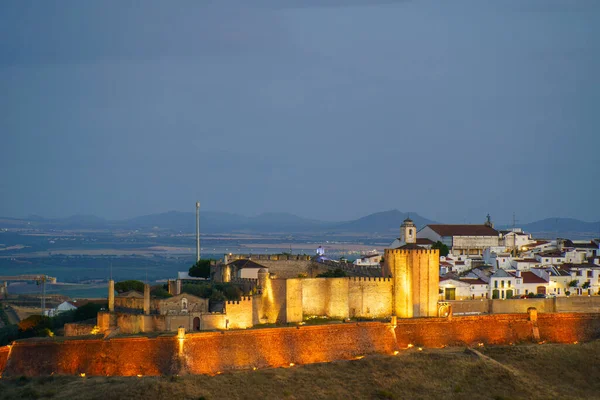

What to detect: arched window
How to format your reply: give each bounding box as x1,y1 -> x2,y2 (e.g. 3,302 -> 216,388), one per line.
408,228 -> 413,236
182,298 -> 188,310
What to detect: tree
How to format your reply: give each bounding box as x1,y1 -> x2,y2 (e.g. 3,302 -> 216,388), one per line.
189,259 -> 212,279
114,280 -> 144,293
317,268 -> 347,278
431,241 -> 450,257
568,280 -> 579,288
151,285 -> 172,299
582,281 -> 591,289
73,302 -> 106,321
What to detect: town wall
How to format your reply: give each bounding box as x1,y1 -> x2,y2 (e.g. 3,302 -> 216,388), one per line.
285,279 -> 303,323
445,297 -> 600,315
2,313 -> 600,377
64,323 -> 97,337
200,314 -> 227,330
0,345 -> 8,374
301,278 -> 349,319
225,297 -> 254,329
490,298 -> 554,314
348,277 -> 393,319
447,300 -> 490,315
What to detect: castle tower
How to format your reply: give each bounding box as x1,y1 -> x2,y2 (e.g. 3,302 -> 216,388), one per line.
385,248 -> 439,318
400,217 -> 417,244
108,279 -> 115,312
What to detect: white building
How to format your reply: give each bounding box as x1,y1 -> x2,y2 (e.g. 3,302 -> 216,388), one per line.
354,253 -> 382,267
535,252 -> 565,266
418,219 -> 500,256
44,300 -> 78,317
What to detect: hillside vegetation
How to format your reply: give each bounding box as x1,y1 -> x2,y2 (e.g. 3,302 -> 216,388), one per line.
1,341 -> 599,399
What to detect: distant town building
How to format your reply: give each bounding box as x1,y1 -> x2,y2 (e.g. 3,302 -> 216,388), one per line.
418,218 -> 500,256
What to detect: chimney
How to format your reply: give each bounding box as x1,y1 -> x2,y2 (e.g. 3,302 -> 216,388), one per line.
144,283 -> 150,315
515,270 -> 522,278
108,280 -> 115,312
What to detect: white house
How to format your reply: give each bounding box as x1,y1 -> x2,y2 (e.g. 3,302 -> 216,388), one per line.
354,253 -> 382,267
417,220 -> 500,256
535,252 -> 565,266
489,269 -> 517,299
510,258 -> 540,271
499,229 -> 535,251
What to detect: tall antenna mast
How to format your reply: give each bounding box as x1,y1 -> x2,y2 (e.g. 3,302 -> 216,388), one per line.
196,201 -> 201,263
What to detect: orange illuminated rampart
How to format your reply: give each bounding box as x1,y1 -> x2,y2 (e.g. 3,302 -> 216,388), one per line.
1,313 -> 599,377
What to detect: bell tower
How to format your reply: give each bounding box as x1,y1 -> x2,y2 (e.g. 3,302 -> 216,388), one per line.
400,217 -> 416,244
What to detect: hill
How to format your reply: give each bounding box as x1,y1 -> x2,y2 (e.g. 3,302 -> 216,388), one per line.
331,210 -> 436,234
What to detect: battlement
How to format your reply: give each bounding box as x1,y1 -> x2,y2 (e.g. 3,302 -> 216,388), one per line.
231,278 -> 258,283
226,254 -> 312,262
384,249 -> 440,255
349,277 -> 392,282
226,296 -> 253,305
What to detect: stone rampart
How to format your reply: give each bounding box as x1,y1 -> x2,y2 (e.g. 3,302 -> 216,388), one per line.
64,323 -> 97,337
449,297 -> 600,315
348,277 -> 393,319
2,313 -> 600,377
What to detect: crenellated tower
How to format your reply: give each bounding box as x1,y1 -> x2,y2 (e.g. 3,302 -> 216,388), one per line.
385,248 -> 439,318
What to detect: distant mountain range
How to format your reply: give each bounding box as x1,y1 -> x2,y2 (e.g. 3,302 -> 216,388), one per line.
1,211 -> 598,238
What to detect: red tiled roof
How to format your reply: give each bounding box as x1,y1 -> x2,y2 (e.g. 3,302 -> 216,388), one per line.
425,224 -> 499,237
520,271 -> 548,284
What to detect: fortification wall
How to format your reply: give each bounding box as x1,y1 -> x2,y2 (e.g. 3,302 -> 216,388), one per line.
64,323 -> 97,337
114,314 -> 167,334
259,279 -> 287,324
114,297 -> 160,313
348,277 -> 393,319
447,297 -> 600,316
253,260 -> 319,279
491,299 -> 555,314
2,313 -> 600,377
225,297 -> 254,329
201,314 -> 226,330
0,345 -> 8,374
301,278 -> 349,319
556,296 -> 600,312
285,279 -> 303,323
447,300 -> 490,315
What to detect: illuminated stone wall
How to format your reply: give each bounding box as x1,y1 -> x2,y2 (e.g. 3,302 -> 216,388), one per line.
386,249 -> 440,318
348,277 -> 393,318
301,278 -> 349,319
0,346 -> 8,374
2,313 -> 600,377
490,298 -> 554,314
64,323 -> 96,337
225,297 -> 254,329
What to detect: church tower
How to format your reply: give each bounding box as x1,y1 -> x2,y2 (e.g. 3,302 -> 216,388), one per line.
400,217 -> 417,244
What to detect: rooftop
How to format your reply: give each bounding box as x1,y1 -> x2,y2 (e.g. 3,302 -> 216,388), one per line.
424,224 -> 499,237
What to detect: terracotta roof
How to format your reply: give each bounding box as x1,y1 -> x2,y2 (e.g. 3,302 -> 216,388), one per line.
460,278 -> 487,285
517,259 -> 539,263
440,261 -> 452,266
520,271 -> 548,284
424,224 -> 499,237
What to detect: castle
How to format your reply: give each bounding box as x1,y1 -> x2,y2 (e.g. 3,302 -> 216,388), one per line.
97,226 -> 440,334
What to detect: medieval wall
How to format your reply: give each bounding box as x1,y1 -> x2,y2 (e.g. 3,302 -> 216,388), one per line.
386,249 -> 439,318
0,345 -> 8,374
114,297 -> 160,313
225,297 -> 254,329
348,277 -> 393,319
449,297 -> 600,316
2,313 -> 600,377
301,278 -> 349,319
64,323 -> 97,337
490,298 -> 554,314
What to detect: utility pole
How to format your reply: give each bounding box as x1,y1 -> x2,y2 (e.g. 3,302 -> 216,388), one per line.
196,201 -> 201,263
40,276 -> 46,316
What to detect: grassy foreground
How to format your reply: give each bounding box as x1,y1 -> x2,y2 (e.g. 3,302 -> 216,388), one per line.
1,341 -> 599,400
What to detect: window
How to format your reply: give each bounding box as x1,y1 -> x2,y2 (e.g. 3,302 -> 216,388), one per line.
494,281 -> 498,288
587,271 -> 593,278
182,298 -> 188,310
508,281 -> 511,288
501,280 -> 505,288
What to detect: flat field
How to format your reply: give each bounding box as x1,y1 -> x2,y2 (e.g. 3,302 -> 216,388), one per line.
1,341 -> 599,400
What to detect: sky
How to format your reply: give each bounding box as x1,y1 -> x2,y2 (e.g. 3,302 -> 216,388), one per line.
1,0 -> 599,225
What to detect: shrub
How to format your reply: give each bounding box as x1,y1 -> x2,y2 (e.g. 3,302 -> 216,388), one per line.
114,280 -> 144,293
317,268 -> 347,278
188,259 -> 212,279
